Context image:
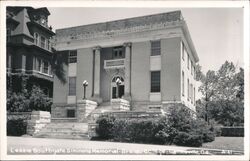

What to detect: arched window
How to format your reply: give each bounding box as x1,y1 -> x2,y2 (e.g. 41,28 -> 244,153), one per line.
34,33 -> 39,45
112,76 -> 124,83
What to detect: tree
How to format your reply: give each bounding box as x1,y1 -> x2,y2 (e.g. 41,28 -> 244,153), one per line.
197,61 -> 244,126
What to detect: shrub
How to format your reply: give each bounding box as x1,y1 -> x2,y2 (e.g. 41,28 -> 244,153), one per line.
96,116 -> 115,139
221,127 -> 244,137
173,132 -> 203,147
7,118 -> 27,136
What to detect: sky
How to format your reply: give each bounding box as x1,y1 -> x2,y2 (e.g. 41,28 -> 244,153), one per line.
48,7 -> 243,73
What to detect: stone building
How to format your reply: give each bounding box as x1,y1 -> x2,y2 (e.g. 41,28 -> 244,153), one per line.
53,10 -> 199,119
6,7 -> 55,98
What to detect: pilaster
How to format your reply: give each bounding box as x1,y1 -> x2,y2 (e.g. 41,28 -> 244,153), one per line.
123,42 -> 132,101
92,46 -> 102,103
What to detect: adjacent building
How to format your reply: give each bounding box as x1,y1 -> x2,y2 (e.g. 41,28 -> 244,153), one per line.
6,7 -> 55,98
53,10 -> 199,118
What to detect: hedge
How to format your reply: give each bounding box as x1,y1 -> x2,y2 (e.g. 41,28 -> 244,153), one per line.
95,115 -> 215,147
7,118 -> 27,136
221,127 -> 244,137
7,112 -> 30,136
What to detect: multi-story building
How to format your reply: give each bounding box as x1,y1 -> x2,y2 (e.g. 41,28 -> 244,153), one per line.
6,7 -> 55,98
53,10 -> 199,118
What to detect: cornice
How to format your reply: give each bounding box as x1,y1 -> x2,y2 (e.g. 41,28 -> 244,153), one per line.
56,21 -> 184,43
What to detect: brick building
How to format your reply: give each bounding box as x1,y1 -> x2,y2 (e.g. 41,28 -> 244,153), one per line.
53,10 -> 199,119
6,7 -> 55,98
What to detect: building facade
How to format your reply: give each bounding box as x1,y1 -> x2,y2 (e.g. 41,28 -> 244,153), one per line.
6,7 -> 55,98
53,11 -> 199,118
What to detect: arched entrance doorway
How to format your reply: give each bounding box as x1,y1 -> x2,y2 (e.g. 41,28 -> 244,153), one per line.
111,76 -> 124,99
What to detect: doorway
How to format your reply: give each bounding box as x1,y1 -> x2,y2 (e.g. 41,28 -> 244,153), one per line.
111,76 -> 124,99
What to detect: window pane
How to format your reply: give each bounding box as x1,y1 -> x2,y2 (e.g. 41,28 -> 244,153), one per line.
69,77 -> 76,96
69,50 -> 77,63
43,61 -> 49,74
151,40 -> 161,56
41,36 -> 45,48
151,71 -> 160,92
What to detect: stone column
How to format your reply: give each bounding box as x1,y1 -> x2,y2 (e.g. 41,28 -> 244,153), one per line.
124,42 -> 132,101
93,46 -> 102,103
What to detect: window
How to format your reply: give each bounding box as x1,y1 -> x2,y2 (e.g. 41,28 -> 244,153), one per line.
40,36 -> 46,48
43,61 -> 49,74
37,58 -> 42,72
191,62 -> 193,75
34,33 -> 39,45
7,28 -> 11,42
112,47 -> 123,59
67,109 -> 75,118
194,87 -> 196,105
151,71 -> 160,92
182,42 -> 185,61
187,54 -> 190,69
69,50 -> 77,63
190,83 -> 193,103
187,79 -> 189,100
151,40 -> 161,56
47,39 -> 51,51
182,71 -> 185,96
69,77 -> 76,96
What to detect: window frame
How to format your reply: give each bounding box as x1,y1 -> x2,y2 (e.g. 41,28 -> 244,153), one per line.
182,71 -> 185,96
40,36 -> 46,49
68,77 -> 76,96
150,71 -> 161,93
151,40 -> 161,56
34,32 -> 39,46
43,60 -> 49,74
69,50 -> 77,63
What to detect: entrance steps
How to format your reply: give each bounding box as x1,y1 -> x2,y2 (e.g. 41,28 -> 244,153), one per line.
33,122 -> 89,140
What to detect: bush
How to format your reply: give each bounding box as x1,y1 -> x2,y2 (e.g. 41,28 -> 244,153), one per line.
7,118 -> 27,136
96,116 -> 115,139
173,132 -> 203,147
95,105 -> 216,147
221,127 -> 244,137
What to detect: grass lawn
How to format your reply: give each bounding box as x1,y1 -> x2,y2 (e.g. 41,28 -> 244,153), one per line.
202,137 -> 244,151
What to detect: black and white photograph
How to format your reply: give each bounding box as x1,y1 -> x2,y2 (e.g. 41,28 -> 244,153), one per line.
0,1 -> 249,160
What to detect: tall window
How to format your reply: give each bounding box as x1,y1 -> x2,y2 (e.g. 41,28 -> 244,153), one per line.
190,83 -> 193,103
182,71 -> 185,96
187,79 -> 189,100
40,36 -> 46,48
69,50 -> 77,63
151,71 -> 160,92
151,40 -> 161,56
34,33 -> 39,45
43,61 -> 49,74
191,62 -> 193,75
187,54 -> 190,69
37,58 -> 42,72
7,28 -> 11,42
47,39 -> 51,51
69,77 -> 76,96
182,42 -> 185,61
194,87 -> 196,105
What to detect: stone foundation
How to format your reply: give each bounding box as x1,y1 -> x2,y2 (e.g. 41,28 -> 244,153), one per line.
77,99 -> 98,122
26,111 -> 51,135
111,98 -> 130,111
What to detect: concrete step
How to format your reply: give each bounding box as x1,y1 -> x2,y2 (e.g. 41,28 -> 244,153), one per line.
34,122 -> 89,140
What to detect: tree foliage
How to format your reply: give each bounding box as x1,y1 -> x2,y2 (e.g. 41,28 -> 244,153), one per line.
7,85 -> 52,112
196,61 -> 244,126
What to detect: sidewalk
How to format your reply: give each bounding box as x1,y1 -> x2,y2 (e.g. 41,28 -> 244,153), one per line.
7,136 -> 243,155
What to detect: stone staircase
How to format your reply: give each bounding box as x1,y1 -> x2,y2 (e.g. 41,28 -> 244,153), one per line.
33,122 -> 89,140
